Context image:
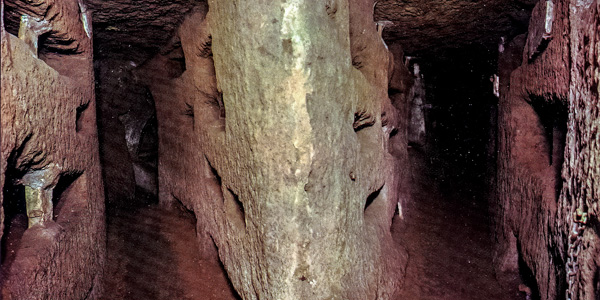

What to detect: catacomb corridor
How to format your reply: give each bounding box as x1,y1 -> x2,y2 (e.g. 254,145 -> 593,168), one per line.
1,0 -> 599,299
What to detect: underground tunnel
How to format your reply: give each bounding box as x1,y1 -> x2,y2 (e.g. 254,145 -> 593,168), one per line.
1,0 -> 599,299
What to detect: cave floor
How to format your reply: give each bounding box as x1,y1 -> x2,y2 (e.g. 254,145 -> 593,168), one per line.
101,206 -> 238,300
101,150 -> 524,299
393,149 -> 523,300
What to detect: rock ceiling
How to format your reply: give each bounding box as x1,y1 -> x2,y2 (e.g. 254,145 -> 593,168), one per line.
87,0 -> 202,62
374,0 -> 534,56
5,0 -> 534,62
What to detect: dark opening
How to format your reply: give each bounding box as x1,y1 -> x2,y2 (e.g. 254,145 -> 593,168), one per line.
163,39 -> 187,78
208,91 -> 225,120
207,157 -> 222,187
422,45 -> 497,193
75,102 -> 90,132
1,138 -> 32,267
1,166 -> 27,266
199,34 -> 213,58
224,188 -> 245,230
352,55 -> 363,69
517,244 -> 541,300
38,32 -> 82,56
364,185 -> 382,212
137,114 -> 158,162
171,194 -> 196,219
134,114 -> 159,205
528,95 -> 568,166
1,2 -> 21,36
353,111 -> 376,132
184,102 -> 194,118
51,171 -> 83,221
528,95 -> 568,198
388,87 -> 401,98
209,236 -> 243,300
595,266 -> 600,300
169,41 -> 187,75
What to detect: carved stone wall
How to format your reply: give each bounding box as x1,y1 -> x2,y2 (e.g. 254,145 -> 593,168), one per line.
494,1 -> 599,299
136,1 -> 413,298
1,0 -> 105,298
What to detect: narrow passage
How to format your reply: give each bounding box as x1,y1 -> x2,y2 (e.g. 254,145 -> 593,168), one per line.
393,150 -> 524,300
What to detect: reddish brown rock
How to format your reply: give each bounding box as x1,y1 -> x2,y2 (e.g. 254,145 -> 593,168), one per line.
1,0 -> 105,298
1,0 -> 597,299
134,0 -> 413,298
494,1 -> 599,299
374,0 -> 534,55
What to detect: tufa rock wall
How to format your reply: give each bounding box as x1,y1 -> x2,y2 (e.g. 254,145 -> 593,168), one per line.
0,0 -> 105,298
494,0 -> 599,299
136,0 -> 414,298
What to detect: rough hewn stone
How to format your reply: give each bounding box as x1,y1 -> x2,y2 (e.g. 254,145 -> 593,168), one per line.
135,1 -> 411,298
1,0 -> 105,298
494,1 -> 599,299
3,0 -> 597,299
562,1 -> 600,298
373,0 -> 535,56
87,0 -> 202,63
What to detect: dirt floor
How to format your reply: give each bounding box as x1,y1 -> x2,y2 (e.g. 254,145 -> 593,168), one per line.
393,149 -> 525,299
100,150 -> 526,299
101,206 -> 239,300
